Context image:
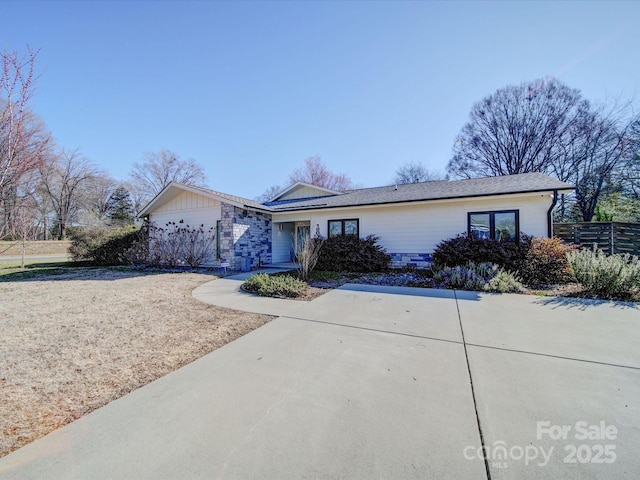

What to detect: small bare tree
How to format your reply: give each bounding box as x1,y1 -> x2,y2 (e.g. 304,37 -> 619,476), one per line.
12,195 -> 39,268
296,235 -> 324,281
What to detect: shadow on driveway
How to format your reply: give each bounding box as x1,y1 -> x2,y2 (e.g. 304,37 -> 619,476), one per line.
338,283 -> 482,301
533,294 -> 640,311
341,283 -> 639,311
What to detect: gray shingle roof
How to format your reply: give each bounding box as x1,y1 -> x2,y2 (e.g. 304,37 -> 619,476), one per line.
157,173 -> 572,215
185,184 -> 269,211
264,173 -> 573,212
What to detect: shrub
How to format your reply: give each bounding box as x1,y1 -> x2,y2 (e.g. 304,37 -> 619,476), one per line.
242,273 -> 307,298
432,233 -> 531,273
179,223 -> 217,268
519,237 -> 575,286
126,221 -> 216,268
68,227 -> 110,261
91,228 -> 143,266
567,247 -> 640,300
486,269 -> 525,293
315,235 -> 391,272
69,225 -> 140,265
433,261 -> 524,293
123,227 -> 151,265
311,270 -> 341,282
433,262 -> 490,291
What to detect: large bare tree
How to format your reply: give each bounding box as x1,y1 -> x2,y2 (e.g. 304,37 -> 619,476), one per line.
0,47 -> 52,238
40,149 -> 101,239
448,79 -> 587,179
129,150 -> 208,206
448,79 -> 638,221
563,102 -> 636,221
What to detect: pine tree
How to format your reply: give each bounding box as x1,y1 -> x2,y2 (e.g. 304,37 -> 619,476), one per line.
106,186 -> 134,225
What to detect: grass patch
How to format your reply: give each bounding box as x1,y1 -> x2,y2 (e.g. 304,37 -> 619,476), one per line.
0,261 -> 82,280
0,240 -> 71,256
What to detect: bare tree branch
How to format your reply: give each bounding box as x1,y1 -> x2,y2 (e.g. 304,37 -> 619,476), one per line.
394,161 -> 447,184
129,150 -> 208,206
448,79 -> 587,179
0,46 -> 53,238
288,156 -> 355,191
448,78 -> 637,221
39,149 -> 101,239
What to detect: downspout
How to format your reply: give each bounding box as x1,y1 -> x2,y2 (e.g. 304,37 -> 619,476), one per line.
547,190 -> 558,238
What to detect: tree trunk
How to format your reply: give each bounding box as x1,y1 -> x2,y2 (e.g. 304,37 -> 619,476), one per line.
21,237 -> 26,269
58,222 -> 66,240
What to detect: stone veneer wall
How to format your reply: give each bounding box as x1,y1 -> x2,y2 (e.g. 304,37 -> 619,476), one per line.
389,253 -> 433,269
219,203 -> 272,269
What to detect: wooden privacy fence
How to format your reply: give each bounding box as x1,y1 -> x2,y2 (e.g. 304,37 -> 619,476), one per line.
553,222 -> 640,256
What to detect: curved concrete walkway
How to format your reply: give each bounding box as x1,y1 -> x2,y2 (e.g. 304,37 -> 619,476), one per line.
192,269 -> 307,317
1,273 -> 639,479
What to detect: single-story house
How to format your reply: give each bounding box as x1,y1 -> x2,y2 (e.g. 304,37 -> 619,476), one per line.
138,172 -> 573,269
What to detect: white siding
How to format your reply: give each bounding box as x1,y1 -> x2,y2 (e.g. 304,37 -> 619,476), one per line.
273,193 -> 553,254
149,190 -> 222,230
153,191 -> 220,213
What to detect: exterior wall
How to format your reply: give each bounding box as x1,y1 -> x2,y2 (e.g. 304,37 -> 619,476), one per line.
272,222 -> 295,263
388,253 -> 432,269
152,190 -> 221,214
220,204 -> 272,269
147,187 -> 554,269
273,193 -> 553,267
148,191 -> 222,266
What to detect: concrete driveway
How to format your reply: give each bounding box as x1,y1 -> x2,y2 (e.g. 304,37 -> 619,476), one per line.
1,280 -> 639,479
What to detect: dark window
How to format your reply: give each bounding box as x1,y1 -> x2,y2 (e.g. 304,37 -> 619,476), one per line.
468,210 -> 519,242
328,219 -> 359,238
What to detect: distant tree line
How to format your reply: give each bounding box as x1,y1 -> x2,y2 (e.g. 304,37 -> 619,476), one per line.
5,45 -> 637,246
0,46 -> 208,242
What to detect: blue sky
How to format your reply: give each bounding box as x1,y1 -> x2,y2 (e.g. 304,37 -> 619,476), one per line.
2,0 -> 639,199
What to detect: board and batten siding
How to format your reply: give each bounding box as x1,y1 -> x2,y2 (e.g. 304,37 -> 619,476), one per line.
148,190 -> 222,230
273,193 -> 553,265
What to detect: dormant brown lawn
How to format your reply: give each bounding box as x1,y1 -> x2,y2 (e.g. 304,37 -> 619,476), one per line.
0,269 -> 273,458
